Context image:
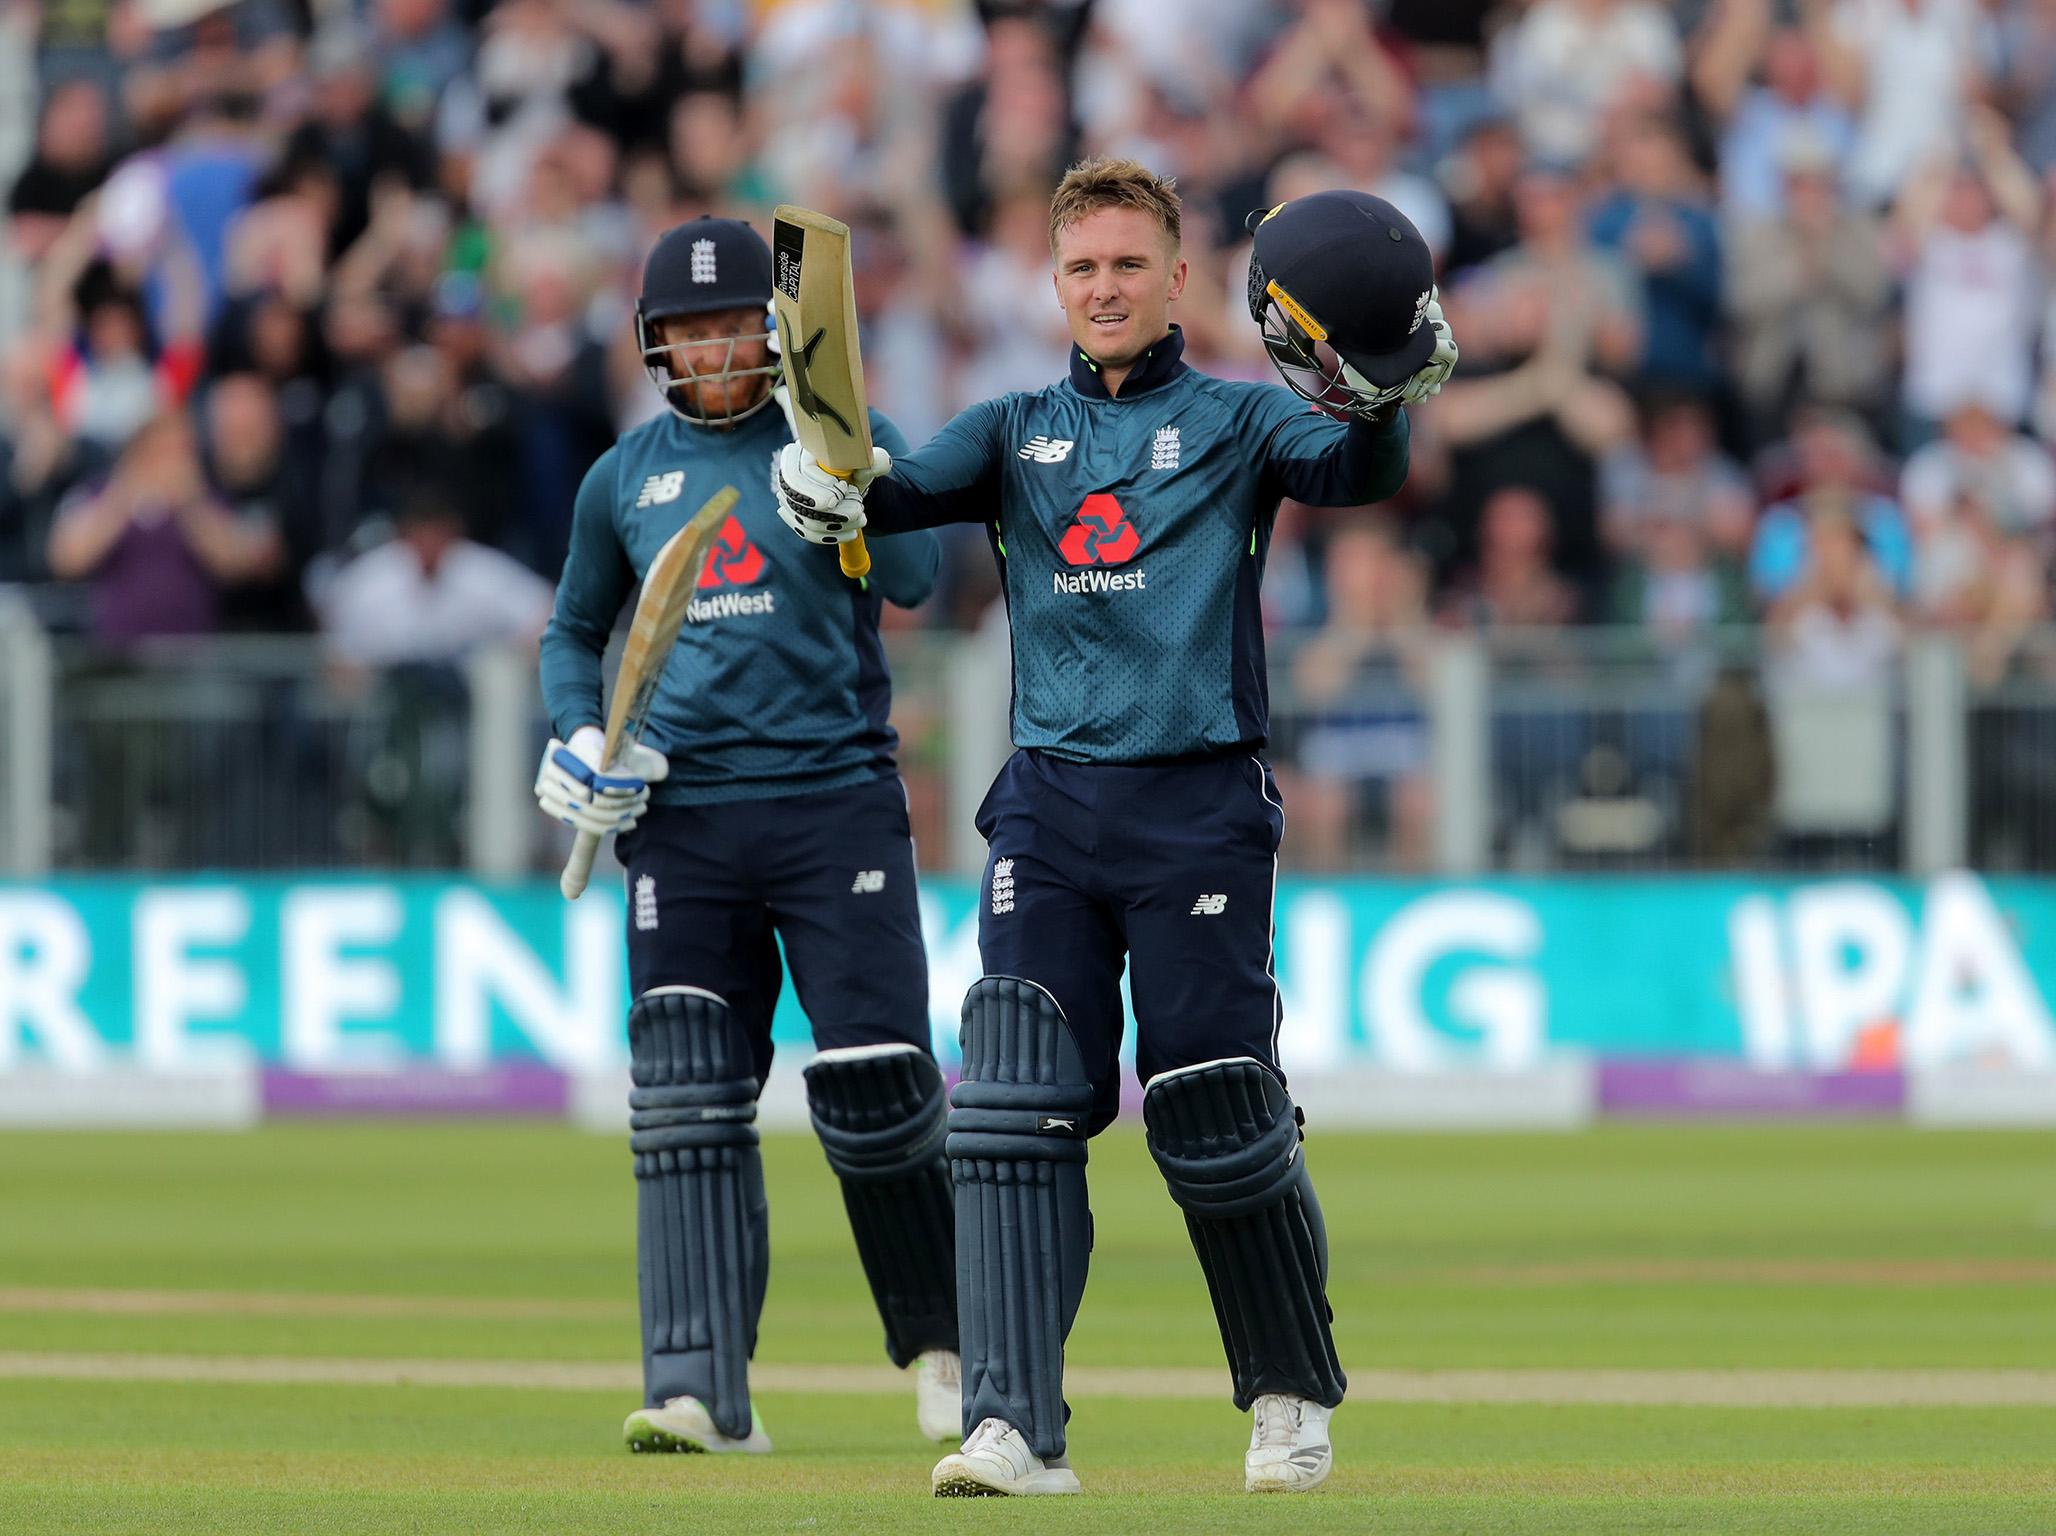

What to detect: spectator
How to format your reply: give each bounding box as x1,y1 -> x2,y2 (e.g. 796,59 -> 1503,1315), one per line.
1769,511 -> 1901,689
492,232 -> 613,573
1385,0 -> 1500,160
1894,111 -> 2043,440
1441,116 -> 1524,279
1751,410 -> 1913,603
1491,0 -> 1683,167
1996,0 -> 2056,176
1442,485 -> 1581,629
200,371 -> 304,627
37,226 -> 207,456
1825,0 -> 1985,209
5,78 -> 114,269
1901,401 -> 2056,542
1421,268 -> 1636,595
938,16 -> 1079,238
315,492 -> 552,668
1603,394 -> 1755,561
1587,113 -> 1721,391
45,404 -> 278,643
1279,517 -> 1435,872
1705,24 -> 1855,223
1490,163 -> 1642,379
373,0 -> 474,132
1607,512 -> 1751,643
1726,131 -> 1892,449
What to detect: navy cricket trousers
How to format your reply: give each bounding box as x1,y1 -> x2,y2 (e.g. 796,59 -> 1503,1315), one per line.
615,774 -> 931,1082
974,748 -> 1287,1133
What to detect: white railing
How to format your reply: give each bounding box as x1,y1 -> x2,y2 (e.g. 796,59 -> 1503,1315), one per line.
0,612 -> 2051,877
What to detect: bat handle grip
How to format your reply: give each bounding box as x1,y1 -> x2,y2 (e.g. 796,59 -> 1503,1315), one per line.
838,533 -> 871,580
560,830 -> 601,900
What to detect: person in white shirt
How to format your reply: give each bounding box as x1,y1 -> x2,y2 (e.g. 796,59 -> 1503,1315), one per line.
1490,0 -> 1681,167
317,495 -> 554,667
1826,0 -> 1988,208
1895,114 -> 2043,436
1901,401 -> 2056,540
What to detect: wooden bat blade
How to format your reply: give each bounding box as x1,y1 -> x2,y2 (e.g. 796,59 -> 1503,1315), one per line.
772,206 -> 873,580
771,206 -> 872,470
559,484 -> 739,900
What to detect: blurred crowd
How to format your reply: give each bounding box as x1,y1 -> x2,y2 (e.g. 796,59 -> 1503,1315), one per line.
6,0 -> 2056,699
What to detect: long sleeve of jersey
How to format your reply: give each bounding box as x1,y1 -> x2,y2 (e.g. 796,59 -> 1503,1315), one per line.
861,398 -> 1009,533
1251,398 -> 1411,508
539,445 -> 633,738
860,412 -> 944,605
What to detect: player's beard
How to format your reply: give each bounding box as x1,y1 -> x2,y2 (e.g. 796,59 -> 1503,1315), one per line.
683,371 -> 771,426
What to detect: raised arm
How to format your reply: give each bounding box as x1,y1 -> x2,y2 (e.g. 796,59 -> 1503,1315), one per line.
1253,390 -> 1412,508
539,449 -> 635,737
862,412 -> 943,607
861,397 -> 1011,535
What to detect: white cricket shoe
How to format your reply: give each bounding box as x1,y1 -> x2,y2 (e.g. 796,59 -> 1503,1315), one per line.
931,1416 -> 1082,1496
1244,1393 -> 1332,1492
623,1396 -> 772,1455
915,1348 -> 961,1443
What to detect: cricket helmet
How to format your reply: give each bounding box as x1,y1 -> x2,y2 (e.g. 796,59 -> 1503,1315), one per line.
637,216 -> 779,426
1245,190 -> 1437,419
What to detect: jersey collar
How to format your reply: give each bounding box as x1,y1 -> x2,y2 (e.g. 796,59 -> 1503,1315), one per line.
1068,325 -> 1187,400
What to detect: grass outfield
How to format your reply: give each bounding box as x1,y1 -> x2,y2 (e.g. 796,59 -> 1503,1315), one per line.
1,1123 -> 2052,1533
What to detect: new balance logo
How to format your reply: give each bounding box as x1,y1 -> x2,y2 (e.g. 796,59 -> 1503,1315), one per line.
1017,436 -> 1074,463
1058,492 -> 1139,567
690,238 -> 717,283
636,471 -> 684,508
634,875 -> 659,931
1190,894 -> 1228,916
850,869 -> 886,894
990,857 -> 1015,915
1151,425 -> 1180,470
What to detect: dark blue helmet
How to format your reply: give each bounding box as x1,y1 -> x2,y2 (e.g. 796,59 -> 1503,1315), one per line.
636,217 -> 779,427
1246,191 -> 1437,418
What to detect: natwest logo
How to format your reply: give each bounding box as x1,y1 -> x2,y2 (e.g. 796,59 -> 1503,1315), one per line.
697,515 -> 767,589
1058,493 -> 1139,567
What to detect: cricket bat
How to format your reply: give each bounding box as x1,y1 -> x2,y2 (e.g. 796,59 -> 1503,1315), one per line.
771,204 -> 872,581
559,484 -> 739,900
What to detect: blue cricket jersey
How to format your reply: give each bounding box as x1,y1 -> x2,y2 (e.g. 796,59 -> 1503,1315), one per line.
539,403 -> 940,804
862,327 -> 1408,762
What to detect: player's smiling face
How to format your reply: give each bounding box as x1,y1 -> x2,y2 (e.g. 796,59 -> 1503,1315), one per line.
1052,205 -> 1187,373
650,306 -> 774,424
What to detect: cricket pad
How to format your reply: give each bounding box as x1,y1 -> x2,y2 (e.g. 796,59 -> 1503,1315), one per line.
946,977 -> 1096,1458
628,987 -> 767,1441
1143,1057 -> 1346,1410
803,1043 -> 957,1367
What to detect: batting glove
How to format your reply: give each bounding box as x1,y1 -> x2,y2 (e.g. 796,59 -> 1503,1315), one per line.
772,442 -> 890,546
1394,290 -> 1457,406
534,726 -> 668,837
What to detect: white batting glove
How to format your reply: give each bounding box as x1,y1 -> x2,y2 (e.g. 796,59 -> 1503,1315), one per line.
1395,290 -> 1458,406
534,726 -> 668,837
772,442 -> 890,545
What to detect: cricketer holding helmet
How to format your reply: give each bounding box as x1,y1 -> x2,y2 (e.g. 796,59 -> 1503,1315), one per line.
772,162 -> 1457,1496
535,217 -> 957,1457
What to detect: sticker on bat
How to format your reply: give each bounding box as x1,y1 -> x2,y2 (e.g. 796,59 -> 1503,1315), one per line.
773,221 -> 805,303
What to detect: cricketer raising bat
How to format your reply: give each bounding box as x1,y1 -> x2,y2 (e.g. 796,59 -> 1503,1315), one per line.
771,204 -> 873,581
558,483 -> 740,900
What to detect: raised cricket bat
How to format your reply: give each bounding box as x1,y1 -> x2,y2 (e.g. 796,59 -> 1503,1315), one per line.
559,484 -> 739,900
772,204 -> 872,581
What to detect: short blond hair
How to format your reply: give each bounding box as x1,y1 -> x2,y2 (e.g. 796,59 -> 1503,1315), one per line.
1048,157 -> 1182,255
